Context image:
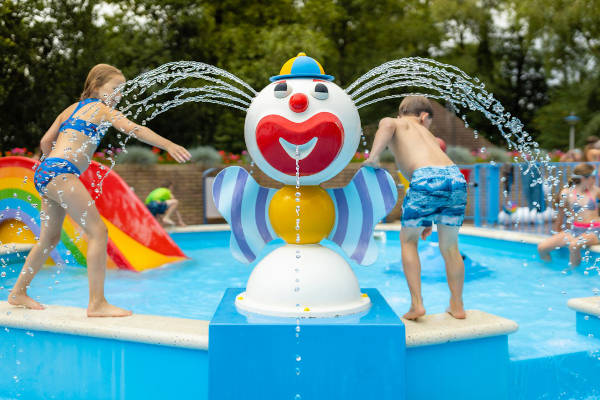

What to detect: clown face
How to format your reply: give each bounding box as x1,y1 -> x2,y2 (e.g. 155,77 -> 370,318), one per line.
245,78 -> 361,185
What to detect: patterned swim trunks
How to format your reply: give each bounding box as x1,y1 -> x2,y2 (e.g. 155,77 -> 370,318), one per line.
401,165 -> 467,227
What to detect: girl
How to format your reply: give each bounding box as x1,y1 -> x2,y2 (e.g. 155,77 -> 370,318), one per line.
8,64 -> 191,317
538,163 -> 600,267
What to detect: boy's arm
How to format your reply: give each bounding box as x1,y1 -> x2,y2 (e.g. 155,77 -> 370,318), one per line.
106,108 -> 191,163
364,118 -> 396,166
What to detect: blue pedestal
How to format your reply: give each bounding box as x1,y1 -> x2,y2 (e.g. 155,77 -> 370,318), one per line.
209,288 -> 405,400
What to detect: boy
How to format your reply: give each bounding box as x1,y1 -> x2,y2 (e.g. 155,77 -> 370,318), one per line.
365,96 -> 467,320
145,181 -> 186,227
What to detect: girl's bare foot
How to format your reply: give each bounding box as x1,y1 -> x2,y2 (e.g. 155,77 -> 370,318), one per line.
7,292 -> 45,310
87,299 -> 132,317
403,304 -> 426,320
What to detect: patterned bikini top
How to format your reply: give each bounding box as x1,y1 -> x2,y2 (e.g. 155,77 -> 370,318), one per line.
570,188 -> 598,213
59,98 -> 109,145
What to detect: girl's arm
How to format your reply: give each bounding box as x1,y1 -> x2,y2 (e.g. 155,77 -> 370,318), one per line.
39,115 -> 64,155
106,108 -> 191,163
553,189 -> 566,232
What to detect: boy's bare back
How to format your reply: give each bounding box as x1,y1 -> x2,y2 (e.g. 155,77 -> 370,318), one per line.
381,116 -> 453,178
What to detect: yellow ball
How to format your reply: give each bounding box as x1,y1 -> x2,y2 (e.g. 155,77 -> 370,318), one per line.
269,186 -> 335,244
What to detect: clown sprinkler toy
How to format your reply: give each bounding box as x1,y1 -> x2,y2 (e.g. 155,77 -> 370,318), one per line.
213,53 -> 398,317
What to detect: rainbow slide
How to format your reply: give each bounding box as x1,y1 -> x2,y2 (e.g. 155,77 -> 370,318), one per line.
0,156 -> 186,271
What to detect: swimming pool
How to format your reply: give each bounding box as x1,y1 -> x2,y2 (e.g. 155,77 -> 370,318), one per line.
1,229 -> 598,362
1,228 -> 600,398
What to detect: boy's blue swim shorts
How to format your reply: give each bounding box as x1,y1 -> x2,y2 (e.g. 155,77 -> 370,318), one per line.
401,165 -> 467,227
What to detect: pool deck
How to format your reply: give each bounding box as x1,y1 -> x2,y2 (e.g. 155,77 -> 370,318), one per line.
568,297 -> 600,316
0,301 -> 516,350
0,302 -> 209,350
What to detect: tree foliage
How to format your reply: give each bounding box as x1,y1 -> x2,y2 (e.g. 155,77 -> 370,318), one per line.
1,0 -> 599,152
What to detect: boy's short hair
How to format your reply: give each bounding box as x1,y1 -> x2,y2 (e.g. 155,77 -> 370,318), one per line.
162,180 -> 173,188
398,96 -> 434,118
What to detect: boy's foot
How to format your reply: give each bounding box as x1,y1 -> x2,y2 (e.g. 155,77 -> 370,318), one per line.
7,293 -> 45,310
539,252 -> 551,262
446,302 -> 466,319
162,217 -> 175,226
177,221 -> 187,227
403,305 -> 426,320
87,300 -> 132,317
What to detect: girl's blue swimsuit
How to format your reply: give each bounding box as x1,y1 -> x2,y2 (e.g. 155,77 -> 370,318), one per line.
34,98 -> 106,195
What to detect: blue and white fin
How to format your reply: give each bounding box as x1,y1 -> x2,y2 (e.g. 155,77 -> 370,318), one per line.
212,166 -> 277,263
326,166 -> 398,265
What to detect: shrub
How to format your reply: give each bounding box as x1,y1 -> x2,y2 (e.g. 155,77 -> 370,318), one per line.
115,145 -> 158,164
485,147 -> 511,163
189,146 -> 221,167
446,145 -> 475,164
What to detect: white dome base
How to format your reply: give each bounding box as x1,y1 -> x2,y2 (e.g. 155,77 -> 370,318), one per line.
235,244 -> 371,318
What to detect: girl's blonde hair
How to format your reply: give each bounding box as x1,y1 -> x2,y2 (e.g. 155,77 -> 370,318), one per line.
80,64 -> 124,100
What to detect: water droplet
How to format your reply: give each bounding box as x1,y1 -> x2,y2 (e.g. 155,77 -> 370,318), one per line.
295,355 -> 301,362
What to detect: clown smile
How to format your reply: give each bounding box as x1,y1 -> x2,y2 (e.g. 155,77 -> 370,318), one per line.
255,112 -> 344,176
278,137 -> 318,160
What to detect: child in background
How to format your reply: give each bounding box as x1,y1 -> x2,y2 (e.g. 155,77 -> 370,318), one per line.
538,163 -> 600,266
364,96 -> 468,320
145,181 -> 186,227
9,64 -> 191,317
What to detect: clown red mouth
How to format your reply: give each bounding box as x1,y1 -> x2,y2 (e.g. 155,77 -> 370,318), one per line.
255,112 -> 344,176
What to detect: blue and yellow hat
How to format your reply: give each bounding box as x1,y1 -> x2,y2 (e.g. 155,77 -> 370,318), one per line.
270,52 -> 334,82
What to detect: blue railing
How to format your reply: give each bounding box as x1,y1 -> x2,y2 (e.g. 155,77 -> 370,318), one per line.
457,162 -> 600,234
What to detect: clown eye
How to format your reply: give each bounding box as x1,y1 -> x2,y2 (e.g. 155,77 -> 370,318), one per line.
311,83 -> 328,100
274,82 -> 291,98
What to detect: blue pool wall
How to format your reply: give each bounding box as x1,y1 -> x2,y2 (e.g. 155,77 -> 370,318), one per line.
406,336 -> 510,400
0,328 -> 208,400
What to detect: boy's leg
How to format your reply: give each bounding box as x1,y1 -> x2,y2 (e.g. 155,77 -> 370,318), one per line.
537,232 -> 571,261
175,210 -> 186,227
45,174 -> 131,317
162,199 -> 179,225
8,197 -> 66,309
400,226 -> 426,320
437,224 -> 466,319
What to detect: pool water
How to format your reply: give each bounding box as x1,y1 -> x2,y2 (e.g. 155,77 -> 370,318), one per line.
1,230 -> 599,362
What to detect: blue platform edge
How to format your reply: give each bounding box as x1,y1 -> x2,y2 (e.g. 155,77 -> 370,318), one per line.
576,311 -> 600,336
209,288 -> 406,400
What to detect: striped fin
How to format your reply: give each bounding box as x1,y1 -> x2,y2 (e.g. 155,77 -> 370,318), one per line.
212,166 -> 277,263
326,166 -> 397,265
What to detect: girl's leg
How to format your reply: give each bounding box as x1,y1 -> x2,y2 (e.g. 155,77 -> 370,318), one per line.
569,233 -> 599,267
537,232 -> 570,261
45,174 -> 131,317
437,224 -> 466,319
400,226 -> 426,320
8,197 -> 66,309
